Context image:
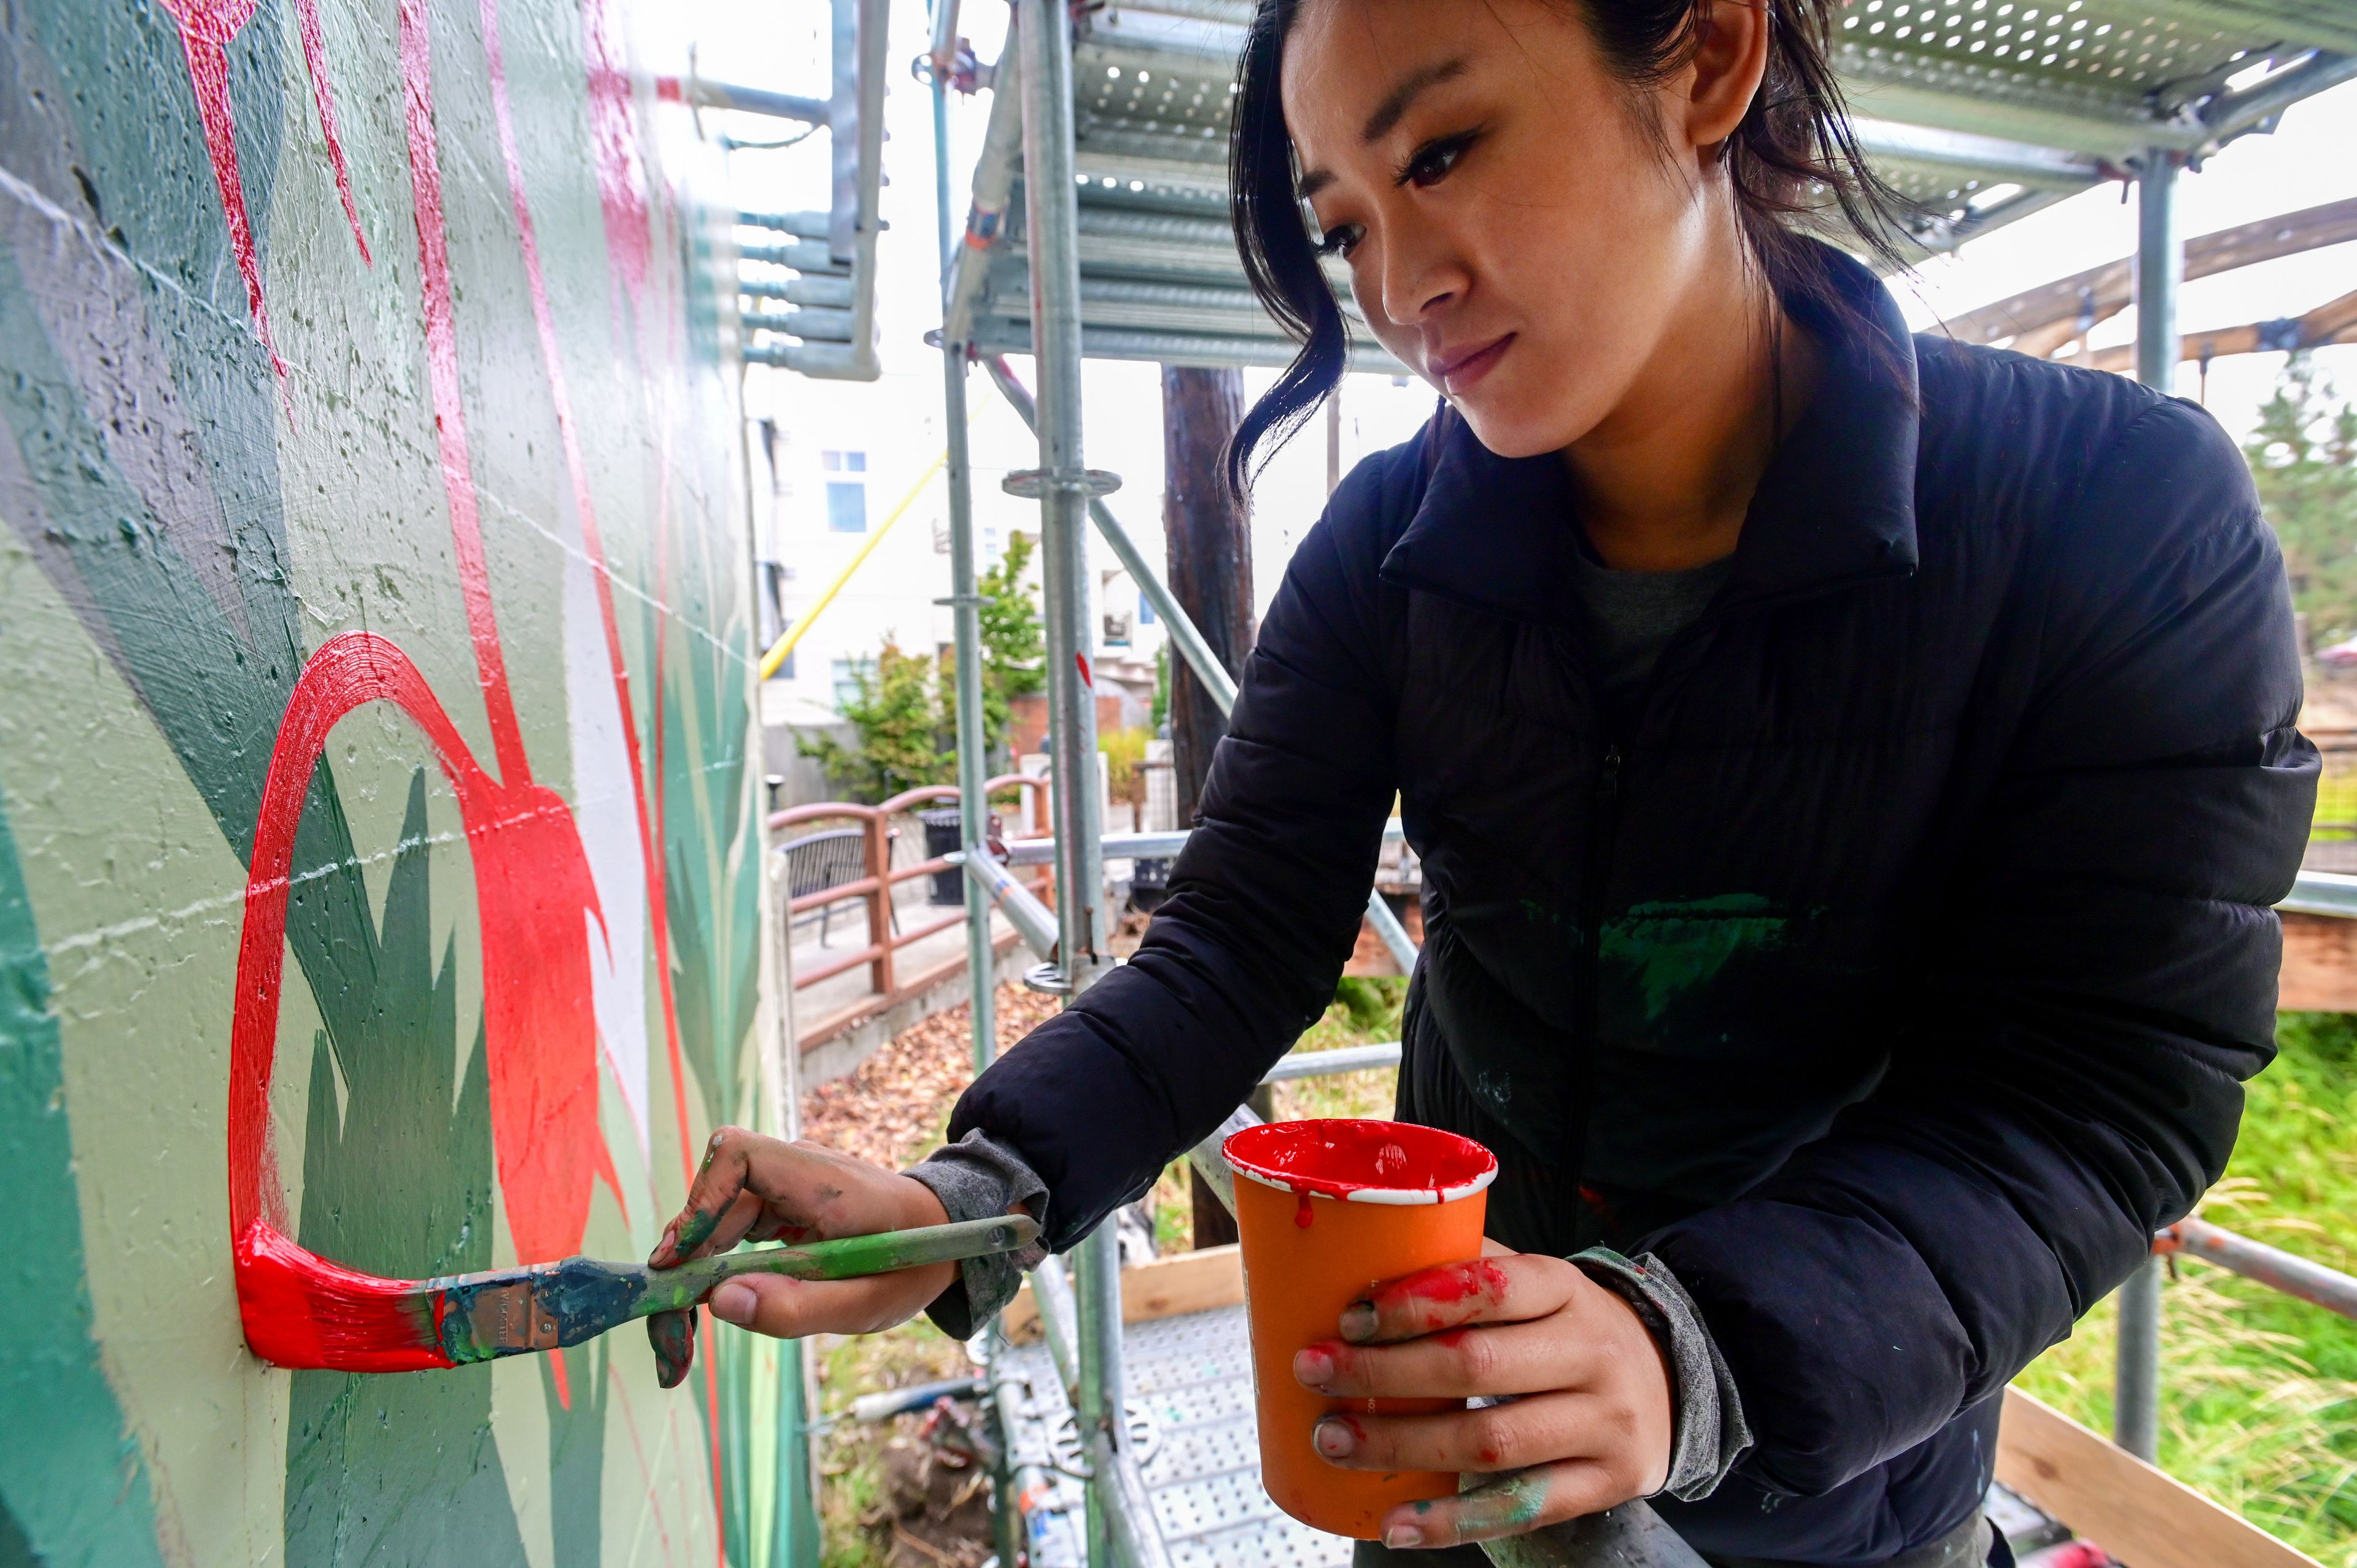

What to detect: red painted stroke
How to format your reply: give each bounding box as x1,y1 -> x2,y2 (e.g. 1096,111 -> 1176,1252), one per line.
580,0 -> 652,306
293,0 -> 373,263
478,0 -> 690,1161
155,0 -> 370,376
230,632 -> 619,1369
396,0 -> 531,792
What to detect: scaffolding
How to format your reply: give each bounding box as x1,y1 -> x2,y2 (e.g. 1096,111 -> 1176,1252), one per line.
732,0 -> 2357,1559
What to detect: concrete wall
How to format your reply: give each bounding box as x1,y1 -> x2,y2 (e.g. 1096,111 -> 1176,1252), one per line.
0,1 -> 772,1563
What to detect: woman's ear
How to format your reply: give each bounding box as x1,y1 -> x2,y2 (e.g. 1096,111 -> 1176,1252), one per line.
1676,0 -> 1773,153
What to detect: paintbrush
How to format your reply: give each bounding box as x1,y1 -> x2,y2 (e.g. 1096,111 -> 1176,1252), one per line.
235,1213 -> 1039,1379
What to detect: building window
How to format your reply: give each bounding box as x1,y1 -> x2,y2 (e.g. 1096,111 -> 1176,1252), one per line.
1137,593 -> 1156,627
822,450 -> 867,533
830,657 -> 874,711
826,482 -> 866,532
1102,611 -> 1133,647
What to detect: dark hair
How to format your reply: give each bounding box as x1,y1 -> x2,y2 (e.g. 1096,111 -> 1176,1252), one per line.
1223,0 -> 1915,498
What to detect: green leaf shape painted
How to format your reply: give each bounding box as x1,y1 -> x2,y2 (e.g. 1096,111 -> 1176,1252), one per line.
1600,894 -> 1792,1024
657,524 -> 761,1139
0,781 -> 169,1568
281,770 -> 528,1568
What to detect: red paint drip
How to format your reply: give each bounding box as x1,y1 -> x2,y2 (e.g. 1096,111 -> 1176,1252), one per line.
1076,653 -> 1093,689
230,635 -> 619,1368
1223,1119 -> 1497,1202
1294,1189 -> 1314,1229
158,0 -> 370,377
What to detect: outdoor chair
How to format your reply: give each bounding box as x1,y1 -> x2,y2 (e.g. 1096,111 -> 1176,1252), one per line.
778,826 -> 868,946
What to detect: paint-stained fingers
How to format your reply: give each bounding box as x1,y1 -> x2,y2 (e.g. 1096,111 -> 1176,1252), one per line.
1297,1317 -> 1586,1400
1310,1391 -> 1620,1475
1337,1253 -> 1579,1344
704,1264 -> 958,1340
680,1189 -> 767,1262
650,1126 -> 765,1266
1375,1459 -> 1636,1553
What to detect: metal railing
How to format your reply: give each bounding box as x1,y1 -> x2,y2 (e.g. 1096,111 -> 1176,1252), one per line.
770,777 -> 1046,1048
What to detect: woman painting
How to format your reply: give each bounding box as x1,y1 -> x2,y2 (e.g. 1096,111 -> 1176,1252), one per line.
652,1 -> 2316,1561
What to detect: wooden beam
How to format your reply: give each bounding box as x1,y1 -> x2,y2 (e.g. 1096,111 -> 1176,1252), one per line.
1937,196 -> 2357,348
1997,1387 -> 2321,1568
2278,910 -> 2357,1012
2068,285 -> 2357,374
1000,1241 -> 1244,1343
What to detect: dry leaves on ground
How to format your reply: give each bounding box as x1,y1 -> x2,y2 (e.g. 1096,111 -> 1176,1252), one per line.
799,982 -> 1061,1170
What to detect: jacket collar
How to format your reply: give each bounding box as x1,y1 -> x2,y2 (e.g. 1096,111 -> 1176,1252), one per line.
1377,242 -> 1921,624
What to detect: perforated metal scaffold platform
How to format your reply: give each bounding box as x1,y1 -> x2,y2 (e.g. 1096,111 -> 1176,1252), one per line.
998,1303 -> 1358,1568
918,0 -> 2356,374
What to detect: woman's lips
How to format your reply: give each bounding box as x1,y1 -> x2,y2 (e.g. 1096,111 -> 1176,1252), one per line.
1428,333 -> 1513,395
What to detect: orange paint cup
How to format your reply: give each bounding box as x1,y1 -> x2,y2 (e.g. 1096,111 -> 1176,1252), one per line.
1222,1118 -> 1499,1540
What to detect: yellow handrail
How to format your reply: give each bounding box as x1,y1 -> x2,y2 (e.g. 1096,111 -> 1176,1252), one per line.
757,388 -> 992,681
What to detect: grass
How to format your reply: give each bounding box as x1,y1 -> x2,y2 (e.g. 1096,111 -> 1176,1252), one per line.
813,1318 -> 974,1568
2014,1011 -> 2357,1563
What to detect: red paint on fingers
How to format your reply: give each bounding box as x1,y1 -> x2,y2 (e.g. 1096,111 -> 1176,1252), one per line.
1391,1258 -> 1510,1307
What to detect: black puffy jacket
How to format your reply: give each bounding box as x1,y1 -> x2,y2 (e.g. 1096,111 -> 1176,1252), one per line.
948,249 -> 2316,1563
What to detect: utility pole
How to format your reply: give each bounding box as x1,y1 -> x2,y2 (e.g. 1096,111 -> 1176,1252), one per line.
1161,363 -> 1260,1246
1160,366 -> 1253,828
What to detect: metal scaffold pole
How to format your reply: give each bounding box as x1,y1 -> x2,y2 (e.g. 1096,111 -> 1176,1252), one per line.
2113,141 -> 2179,1470
1010,2 -> 1146,1563
926,7 -> 1028,1564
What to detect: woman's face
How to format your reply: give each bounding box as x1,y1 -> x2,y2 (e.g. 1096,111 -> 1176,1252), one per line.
1281,0 -> 1747,459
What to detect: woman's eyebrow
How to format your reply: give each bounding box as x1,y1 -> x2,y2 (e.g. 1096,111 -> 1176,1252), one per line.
1294,56 -> 1470,201
1361,56 -> 1468,143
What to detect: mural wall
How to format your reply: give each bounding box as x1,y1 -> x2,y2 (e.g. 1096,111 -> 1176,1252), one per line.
0,0 -> 777,1562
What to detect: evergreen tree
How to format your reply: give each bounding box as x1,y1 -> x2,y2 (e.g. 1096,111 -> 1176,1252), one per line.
2248,353 -> 2357,644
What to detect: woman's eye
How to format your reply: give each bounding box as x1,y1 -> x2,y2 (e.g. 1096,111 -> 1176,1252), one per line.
1314,225 -> 1362,260
1401,133 -> 1477,188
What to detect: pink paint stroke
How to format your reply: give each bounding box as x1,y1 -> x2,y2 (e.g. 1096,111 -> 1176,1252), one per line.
477,0 -> 689,1156
155,0 -> 370,378
394,0 -> 531,791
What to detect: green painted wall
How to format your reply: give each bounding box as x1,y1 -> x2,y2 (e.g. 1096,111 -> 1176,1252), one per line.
0,0 -> 776,1562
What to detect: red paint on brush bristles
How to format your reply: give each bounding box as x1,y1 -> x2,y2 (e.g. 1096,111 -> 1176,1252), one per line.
234,1221 -> 448,1373
1223,1119 -> 1497,1201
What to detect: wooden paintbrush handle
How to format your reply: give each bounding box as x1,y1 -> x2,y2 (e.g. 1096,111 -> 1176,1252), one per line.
635,1213 -> 1042,1315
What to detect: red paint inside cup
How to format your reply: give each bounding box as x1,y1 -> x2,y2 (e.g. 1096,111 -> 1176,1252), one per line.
1223,1118 -> 1496,1201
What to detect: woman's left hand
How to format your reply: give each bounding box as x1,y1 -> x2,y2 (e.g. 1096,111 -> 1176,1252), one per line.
1291,1251 -> 1674,1552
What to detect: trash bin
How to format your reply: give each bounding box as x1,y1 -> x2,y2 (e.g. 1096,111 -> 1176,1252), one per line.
919,808 -> 964,905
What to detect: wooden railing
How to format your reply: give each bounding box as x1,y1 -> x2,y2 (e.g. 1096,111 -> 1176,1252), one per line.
772,776 -> 1048,1049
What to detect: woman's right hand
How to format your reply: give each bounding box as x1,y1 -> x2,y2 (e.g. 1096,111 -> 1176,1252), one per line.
648,1127 -> 960,1337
